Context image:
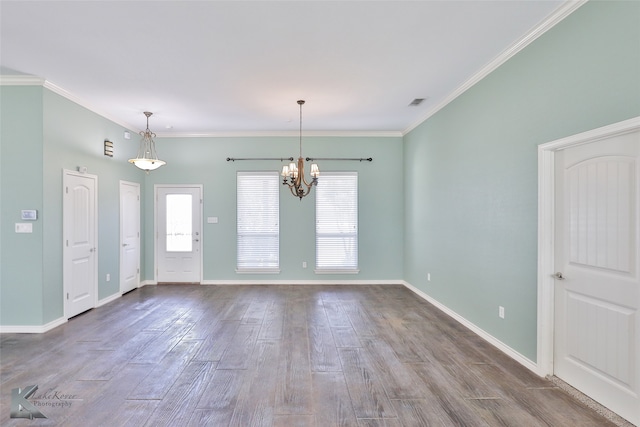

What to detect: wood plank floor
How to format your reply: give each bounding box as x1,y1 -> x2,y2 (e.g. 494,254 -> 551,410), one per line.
0,284 -> 618,426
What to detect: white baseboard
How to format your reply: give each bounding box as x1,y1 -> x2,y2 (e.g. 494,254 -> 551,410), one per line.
201,279 -> 406,285
141,280 -> 157,286
402,281 -> 541,376
97,292 -> 121,307
0,316 -> 67,334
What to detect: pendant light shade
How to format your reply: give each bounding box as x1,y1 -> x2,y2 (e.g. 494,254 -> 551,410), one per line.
128,111 -> 166,173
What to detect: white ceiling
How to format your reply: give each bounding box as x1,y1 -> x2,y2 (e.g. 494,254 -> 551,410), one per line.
0,1 -> 573,136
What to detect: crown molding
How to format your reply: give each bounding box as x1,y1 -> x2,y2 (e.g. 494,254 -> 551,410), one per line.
42,80 -> 138,131
155,130 -> 403,138
0,75 -> 45,85
402,0 -> 588,136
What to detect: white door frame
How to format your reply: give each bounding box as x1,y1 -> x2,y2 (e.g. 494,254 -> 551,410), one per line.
536,116 -> 640,377
120,180 -> 140,293
154,184 -> 204,283
62,169 -> 98,319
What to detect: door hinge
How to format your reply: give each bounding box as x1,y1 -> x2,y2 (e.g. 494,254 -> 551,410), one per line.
66,240 -> 69,247
66,293 -> 69,300
137,268 -> 140,274
66,187 -> 69,194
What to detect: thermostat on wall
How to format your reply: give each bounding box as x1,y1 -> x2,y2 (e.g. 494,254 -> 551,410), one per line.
21,210 -> 38,220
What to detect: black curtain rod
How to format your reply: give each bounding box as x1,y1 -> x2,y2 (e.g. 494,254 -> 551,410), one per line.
226,157 -> 294,162
306,157 -> 373,162
226,157 -> 373,162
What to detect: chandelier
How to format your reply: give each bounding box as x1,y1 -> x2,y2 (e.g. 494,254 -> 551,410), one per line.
128,111 -> 166,173
281,100 -> 319,199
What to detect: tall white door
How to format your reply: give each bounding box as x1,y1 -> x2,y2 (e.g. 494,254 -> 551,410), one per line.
554,130 -> 639,425
156,185 -> 202,283
63,171 -> 98,318
120,181 -> 140,294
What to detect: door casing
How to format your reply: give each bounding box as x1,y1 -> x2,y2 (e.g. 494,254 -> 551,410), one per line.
537,116 -> 640,376
536,117 -> 640,376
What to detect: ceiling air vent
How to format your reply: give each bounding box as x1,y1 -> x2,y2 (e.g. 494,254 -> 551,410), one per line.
408,98 -> 426,106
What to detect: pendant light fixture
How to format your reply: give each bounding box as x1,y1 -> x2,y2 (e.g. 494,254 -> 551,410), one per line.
128,111 -> 166,173
281,100 -> 319,199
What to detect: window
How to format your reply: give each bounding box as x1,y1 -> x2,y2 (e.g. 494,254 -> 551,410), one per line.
315,172 -> 358,272
237,171 -> 279,272
165,194 -> 193,252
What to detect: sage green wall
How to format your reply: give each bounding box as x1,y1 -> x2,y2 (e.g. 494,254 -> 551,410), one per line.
0,86 -> 44,325
144,135 -> 404,281
403,0 -> 640,361
0,86 -> 145,326
42,90 -> 145,321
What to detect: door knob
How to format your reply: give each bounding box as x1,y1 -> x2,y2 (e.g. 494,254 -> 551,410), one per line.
194,239 -> 199,242
122,243 -> 129,247
553,272 -> 565,280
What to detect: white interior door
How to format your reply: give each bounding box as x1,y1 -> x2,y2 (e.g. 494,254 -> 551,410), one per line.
63,170 -> 98,318
155,185 -> 202,283
120,181 -> 140,294
554,130 -> 639,425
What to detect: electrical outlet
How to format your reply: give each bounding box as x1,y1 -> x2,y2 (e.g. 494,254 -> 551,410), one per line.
106,273 -> 111,282
427,273 -> 431,281
302,261 -> 307,268
499,306 -> 505,319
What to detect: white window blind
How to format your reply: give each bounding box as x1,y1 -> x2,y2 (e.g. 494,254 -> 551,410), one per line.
237,171 -> 279,271
316,172 -> 358,272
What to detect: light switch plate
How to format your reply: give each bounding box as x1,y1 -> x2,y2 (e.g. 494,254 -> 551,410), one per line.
207,217 -> 218,224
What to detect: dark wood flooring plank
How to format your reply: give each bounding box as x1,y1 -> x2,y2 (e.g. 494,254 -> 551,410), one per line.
337,347 -> 396,419
357,418 -> 402,427
311,371 -> 359,427
128,339 -> 202,400
308,301 -> 342,373
412,361 -> 501,402
229,340 -> 281,427
331,326 -> 361,348
217,323 -> 260,370
181,297 -> 233,340
129,310 -> 200,364
142,360 -> 213,427
258,299 -> 285,340
62,363 -> 154,427
470,363 -> 617,426
196,369 -> 244,413
360,337 -> 426,400
392,398 -> 478,427
341,302 -> 378,337
192,320 -> 240,362
273,414 -> 316,427
464,397 -> 548,427
242,298 -> 270,325
322,300 -> 353,328
275,298 -> 314,415
76,331 -> 159,380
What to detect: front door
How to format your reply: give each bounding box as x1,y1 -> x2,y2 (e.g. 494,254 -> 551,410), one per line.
63,170 -> 98,318
156,185 -> 202,283
120,181 -> 140,293
554,129 -> 639,425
